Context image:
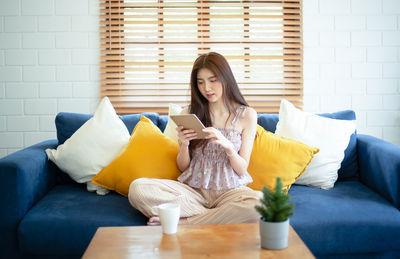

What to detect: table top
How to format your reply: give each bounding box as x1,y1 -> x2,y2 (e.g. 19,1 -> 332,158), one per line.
82,223 -> 314,259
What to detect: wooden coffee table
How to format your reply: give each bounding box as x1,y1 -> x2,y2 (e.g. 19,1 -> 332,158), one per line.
82,223 -> 314,258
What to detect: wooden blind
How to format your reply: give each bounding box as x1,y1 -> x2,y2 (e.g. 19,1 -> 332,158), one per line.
100,0 -> 303,114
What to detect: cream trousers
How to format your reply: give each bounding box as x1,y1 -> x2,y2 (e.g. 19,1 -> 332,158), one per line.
128,178 -> 262,225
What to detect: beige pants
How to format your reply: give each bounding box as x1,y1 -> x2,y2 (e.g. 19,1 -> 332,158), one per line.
128,178 -> 262,225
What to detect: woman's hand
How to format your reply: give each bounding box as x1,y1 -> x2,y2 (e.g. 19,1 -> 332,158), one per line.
202,127 -> 235,154
176,126 -> 197,147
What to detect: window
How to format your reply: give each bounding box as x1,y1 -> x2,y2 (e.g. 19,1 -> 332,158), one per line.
100,0 -> 303,114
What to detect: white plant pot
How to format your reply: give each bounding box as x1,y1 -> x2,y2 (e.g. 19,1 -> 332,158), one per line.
259,218 -> 289,250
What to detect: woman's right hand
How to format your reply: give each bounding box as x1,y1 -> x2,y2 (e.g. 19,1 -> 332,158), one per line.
176,126 -> 197,147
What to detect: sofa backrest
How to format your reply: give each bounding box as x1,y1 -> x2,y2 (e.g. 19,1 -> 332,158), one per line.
54,110 -> 357,184
55,112 -> 160,145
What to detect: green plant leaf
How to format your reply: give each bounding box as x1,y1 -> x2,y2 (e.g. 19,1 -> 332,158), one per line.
254,176 -> 295,222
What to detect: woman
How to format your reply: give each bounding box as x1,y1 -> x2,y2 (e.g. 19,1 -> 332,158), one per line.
128,52 -> 261,225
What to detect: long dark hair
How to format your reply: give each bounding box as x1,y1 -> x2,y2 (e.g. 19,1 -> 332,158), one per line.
189,52 -> 248,155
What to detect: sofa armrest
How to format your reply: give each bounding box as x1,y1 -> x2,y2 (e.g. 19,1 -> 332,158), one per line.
0,139 -> 58,258
357,134 -> 400,209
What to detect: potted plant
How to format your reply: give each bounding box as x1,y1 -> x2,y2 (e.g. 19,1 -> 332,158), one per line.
255,177 -> 295,250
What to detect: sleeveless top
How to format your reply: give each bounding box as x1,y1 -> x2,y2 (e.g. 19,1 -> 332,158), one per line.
177,106 -> 253,190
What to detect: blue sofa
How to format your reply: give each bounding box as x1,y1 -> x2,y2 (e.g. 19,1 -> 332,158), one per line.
1,111 -> 399,259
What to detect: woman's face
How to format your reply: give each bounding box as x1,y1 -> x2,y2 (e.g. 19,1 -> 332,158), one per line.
196,68 -> 223,103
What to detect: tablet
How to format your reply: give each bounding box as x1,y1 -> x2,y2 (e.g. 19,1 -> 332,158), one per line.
169,114 -> 208,139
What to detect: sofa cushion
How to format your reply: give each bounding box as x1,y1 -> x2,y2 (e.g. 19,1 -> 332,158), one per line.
119,113 -> 159,135
92,116 -> 181,197
163,103 -> 183,141
55,112 -> 91,145
289,181 -> 400,256
54,109 -> 357,185
54,112 -> 159,185
247,125 -> 319,191
257,110 -> 358,182
158,115 -> 168,132
55,112 -> 159,145
276,100 -> 356,189
46,97 -> 130,185
318,110 -> 358,182
18,185 -> 147,256
257,113 -> 279,133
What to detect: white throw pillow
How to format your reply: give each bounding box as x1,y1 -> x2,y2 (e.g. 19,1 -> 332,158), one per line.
163,103 -> 183,142
275,99 -> 356,189
45,97 -> 130,195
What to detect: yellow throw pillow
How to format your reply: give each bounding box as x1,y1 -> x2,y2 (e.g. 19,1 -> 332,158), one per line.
247,125 -> 319,191
92,116 -> 181,197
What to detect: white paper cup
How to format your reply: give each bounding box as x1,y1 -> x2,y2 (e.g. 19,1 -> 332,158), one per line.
151,203 -> 180,234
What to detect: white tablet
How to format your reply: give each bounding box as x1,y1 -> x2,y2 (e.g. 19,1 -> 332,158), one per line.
169,114 -> 208,139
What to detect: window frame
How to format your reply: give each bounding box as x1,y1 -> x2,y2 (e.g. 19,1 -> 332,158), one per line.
99,0 -> 303,114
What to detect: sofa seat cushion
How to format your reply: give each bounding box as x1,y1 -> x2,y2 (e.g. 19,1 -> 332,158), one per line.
289,181 -> 400,256
18,184 -> 147,257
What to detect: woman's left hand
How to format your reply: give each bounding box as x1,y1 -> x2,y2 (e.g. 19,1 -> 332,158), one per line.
202,127 -> 235,153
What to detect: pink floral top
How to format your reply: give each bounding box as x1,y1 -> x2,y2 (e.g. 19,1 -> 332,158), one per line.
177,106 -> 253,190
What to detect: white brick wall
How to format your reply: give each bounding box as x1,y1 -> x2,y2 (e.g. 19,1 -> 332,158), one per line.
22,0 -> 54,15
351,0 -> 381,14
367,16 -> 397,30
383,31 -> 400,45
352,31 -> 382,46
5,16 -> 37,32
5,50 -> 37,65
367,47 -> 397,62
0,100 -> 24,115
0,116 -> 6,131
38,16 -> 70,32
0,0 -> 99,157
0,0 -> 399,158
8,116 -> 39,131
0,84 -> 4,98
0,133 -> 23,148
336,48 -> 366,62
320,0 -> 351,14
0,51 -> 4,66
0,0 -> 20,16
335,16 -> 365,30
0,34 -> 22,48
6,83 -> 39,98
303,0 -> 400,145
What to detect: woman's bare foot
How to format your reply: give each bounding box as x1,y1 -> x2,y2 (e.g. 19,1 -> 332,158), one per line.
147,216 -> 160,226
179,217 -> 188,225
147,216 -> 188,226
